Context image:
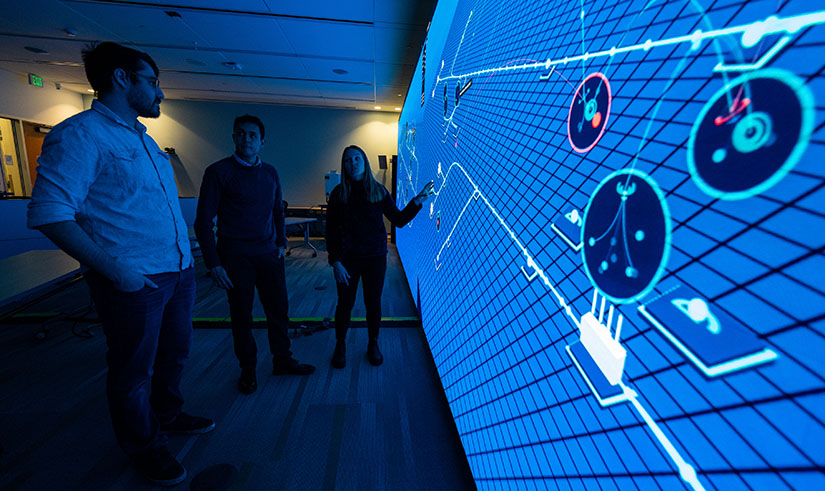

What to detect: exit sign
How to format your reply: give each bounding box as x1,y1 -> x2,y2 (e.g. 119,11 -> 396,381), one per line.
28,73 -> 43,87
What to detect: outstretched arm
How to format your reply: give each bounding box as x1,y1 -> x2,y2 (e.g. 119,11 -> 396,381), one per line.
384,181 -> 434,228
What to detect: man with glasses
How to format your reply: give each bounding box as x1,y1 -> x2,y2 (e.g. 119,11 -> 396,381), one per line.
28,42 -> 212,486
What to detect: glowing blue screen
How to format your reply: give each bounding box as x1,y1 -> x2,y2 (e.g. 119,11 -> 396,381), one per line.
396,0 -> 825,488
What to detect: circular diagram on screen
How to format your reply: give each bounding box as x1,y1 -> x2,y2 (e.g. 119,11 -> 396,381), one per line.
687,69 -> 813,200
568,72 -> 612,153
581,169 -> 671,304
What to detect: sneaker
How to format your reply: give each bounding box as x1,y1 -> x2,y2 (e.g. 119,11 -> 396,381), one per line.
367,338 -> 383,366
133,446 -> 186,486
331,340 -> 346,369
238,367 -> 257,394
160,412 -> 215,434
272,357 -> 316,375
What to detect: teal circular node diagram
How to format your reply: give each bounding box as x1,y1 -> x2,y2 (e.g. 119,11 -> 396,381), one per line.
581,169 -> 671,304
687,68 -> 814,200
568,72 -> 611,153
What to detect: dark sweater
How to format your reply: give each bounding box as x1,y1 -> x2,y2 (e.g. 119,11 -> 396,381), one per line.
194,156 -> 286,269
326,181 -> 422,265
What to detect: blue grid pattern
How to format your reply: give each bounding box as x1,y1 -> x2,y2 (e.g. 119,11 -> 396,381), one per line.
397,0 -> 825,489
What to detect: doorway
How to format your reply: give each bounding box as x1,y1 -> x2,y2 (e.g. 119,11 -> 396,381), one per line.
0,117 -> 27,197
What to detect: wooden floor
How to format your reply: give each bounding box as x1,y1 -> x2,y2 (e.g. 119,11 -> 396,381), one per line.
0,242 -> 474,490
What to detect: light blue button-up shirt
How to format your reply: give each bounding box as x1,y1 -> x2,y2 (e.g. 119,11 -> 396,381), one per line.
28,100 -> 192,274
232,153 -> 261,167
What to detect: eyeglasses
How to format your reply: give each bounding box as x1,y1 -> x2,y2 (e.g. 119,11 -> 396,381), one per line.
132,72 -> 160,89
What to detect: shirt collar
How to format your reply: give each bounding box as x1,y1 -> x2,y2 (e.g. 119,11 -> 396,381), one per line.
91,99 -> 147,133
232,153 -> 261,167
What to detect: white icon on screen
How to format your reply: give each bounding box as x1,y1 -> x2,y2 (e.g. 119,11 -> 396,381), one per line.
671,297 -> 721,334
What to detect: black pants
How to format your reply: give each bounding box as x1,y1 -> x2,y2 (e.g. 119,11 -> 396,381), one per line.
335,255 -> 387,341
219,249 -> 292,368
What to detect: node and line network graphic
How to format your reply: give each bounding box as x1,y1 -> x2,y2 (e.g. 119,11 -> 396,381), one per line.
396,0 -> 825,489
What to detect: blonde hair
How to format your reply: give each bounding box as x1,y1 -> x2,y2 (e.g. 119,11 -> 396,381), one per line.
338,145 -> 384,203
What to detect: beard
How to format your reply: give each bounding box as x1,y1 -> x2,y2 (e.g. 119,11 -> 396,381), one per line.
127,88 -> 161,118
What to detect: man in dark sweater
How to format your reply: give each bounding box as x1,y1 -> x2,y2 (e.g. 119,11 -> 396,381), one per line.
194,114 -> 315,394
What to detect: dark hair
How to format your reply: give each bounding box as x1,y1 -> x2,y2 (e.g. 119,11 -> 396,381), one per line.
82,42 -> 159,94
338,145 -> 384,204
233,114 -> 266,140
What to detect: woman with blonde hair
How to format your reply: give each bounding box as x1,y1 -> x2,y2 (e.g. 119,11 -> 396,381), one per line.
326,145 -> 433,367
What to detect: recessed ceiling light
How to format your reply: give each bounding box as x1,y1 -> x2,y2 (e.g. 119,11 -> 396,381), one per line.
332,68 -> 348,75
394,107 -> 401,111
64,28 -> 77,37
222,61 -> 242,70
397,93 -> 402,97
87,89 -> 94,93
24,46 -> 49,54
374,106 -> 382,110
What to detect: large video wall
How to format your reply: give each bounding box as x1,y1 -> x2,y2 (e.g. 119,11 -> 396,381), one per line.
396,0 -> 825,489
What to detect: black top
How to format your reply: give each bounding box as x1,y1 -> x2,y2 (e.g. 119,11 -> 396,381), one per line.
326,181 -> 421,265
194,156 -> 286,269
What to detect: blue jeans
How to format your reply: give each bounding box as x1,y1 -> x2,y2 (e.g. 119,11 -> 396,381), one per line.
86,267 -> 195,456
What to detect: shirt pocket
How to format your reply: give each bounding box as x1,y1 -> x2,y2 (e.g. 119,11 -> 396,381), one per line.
102,149 -> 150,198
154,150 -> 177,187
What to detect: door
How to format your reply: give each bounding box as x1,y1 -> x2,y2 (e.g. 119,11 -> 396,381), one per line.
0,117 -> 27,197
22,121 -> 48,189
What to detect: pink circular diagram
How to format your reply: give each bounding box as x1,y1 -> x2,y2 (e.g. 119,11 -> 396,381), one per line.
567,72 -> 612,153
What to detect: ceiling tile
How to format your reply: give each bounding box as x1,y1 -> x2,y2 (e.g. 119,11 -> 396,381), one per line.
0,60 -> 87,86
276,18 -> 373,60
313,80 -> 374,100
373,25 -> 425,64
172,11 -> 294,53
60,2 -> 206,48
0,35 -> 87,65
374,0 -> 431,27
263,0 -> 373,23
0,0 -> 111,38
299,58 -> 373,84
108,0 -> 271,11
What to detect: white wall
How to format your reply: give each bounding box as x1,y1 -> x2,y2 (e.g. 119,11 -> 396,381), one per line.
0,68 -> 84,125
139,99 -> 400,206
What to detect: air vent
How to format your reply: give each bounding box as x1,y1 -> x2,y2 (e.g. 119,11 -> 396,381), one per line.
222,61 -> 242,71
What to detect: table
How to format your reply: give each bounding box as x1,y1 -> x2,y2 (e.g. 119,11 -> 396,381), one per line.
0,250 -> 83,327
285,217 -> 318,257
